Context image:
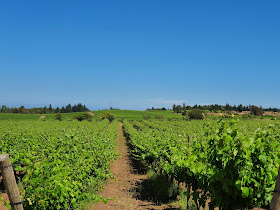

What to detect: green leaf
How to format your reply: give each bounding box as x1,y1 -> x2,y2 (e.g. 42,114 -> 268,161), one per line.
233,149 -> 238,157
102,198 -> 108,204
242,187 -> 249,197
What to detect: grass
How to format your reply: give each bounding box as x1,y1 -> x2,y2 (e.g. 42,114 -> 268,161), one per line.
93,110 -> 184,120
0,112 -> 100,121
0,110 -> 183,121
2,110 -> 278,122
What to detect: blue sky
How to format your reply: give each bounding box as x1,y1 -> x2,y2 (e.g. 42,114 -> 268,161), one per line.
0,1 -> 279,110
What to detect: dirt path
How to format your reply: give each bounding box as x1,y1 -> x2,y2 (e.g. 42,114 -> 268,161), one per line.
88,112 -> 95,116
0,193 -> 8,210
89,122 -> 175,210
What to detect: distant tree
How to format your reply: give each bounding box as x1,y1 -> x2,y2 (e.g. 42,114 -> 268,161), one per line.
251,105 -> 263,116
225,103 -> 231,111
38,108 -> 44,114
175,105 -> 182,113
72,103 -> 89,112
249,104 -> 252,112
1,105 -> 10,113
237,104 -> 243,112
83,105 -> 89,111
173,104 -> 176,112
75,103 -> 83,112
73,112 -> 93,122
272,108 -> 279,112
188,109 -> 204,120
72,104 -> 78,112
260,106 -> 263,114
65,104 -> 72,113
101,112 -> 115,122
213,104 -> 220,111
30,108 -> 39,114
61,106 -> 66,113
183,103 -> 186,112
18,106 -> 25,113
42,106 -> 47,114
48,104 -> 53,113
12,108 -> 18,113
55,107 -> 60,113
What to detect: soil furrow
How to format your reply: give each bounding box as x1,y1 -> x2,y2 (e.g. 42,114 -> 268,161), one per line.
90,122 -> 173,210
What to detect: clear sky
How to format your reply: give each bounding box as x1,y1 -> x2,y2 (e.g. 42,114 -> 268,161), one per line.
0,1 -> 279,110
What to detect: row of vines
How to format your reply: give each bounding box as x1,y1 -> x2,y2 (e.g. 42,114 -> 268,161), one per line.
123,119 -> 280,209
0,119 -> 118,209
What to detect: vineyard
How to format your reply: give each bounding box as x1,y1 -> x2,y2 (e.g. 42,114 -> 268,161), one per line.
0,111 -> 280,209
0,118 -> 118,209
123,118 -> 280,209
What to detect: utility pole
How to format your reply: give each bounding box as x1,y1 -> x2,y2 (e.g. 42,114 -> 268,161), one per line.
110,101 -> 111,115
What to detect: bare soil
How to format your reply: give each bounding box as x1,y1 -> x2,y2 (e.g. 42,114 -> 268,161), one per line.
263,111 -> 280,116
0,193 -> 9,210
88,122 -> 176,210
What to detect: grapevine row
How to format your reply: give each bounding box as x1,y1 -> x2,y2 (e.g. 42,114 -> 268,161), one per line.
0,119 -> 118,209
123,119 -> 280,209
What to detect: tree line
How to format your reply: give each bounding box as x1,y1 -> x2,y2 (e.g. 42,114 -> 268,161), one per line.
146,107 -> 167,111
172,103 -> 279,116
0,103 -> 90,114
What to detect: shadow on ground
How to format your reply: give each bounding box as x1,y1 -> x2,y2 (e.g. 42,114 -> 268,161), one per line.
133,173 -> 179,204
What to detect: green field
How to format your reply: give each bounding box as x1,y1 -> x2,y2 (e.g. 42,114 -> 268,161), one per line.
0,112 -> 100,121
0,110 -> 182,121
93,109 -> 184,120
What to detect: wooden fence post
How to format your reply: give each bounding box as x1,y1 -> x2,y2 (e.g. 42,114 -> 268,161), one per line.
270,166 -> 280,210
0,154 -> 24,210
188,135 -> 191,144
